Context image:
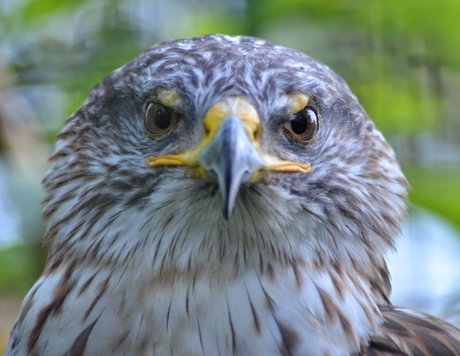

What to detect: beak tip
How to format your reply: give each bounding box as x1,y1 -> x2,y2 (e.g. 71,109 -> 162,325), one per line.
223,209 -> 231,220
223,199 -> 234,220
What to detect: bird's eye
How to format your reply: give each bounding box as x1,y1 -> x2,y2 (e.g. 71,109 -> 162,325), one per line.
144,102 -> 180,136
284,106 -> 319,143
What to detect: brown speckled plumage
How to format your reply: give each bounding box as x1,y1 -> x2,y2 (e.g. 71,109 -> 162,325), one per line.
6,35 -> 460,355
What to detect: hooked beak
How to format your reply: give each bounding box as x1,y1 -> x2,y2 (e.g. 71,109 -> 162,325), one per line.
146,97 -> 310,219
197,113 -> 263,219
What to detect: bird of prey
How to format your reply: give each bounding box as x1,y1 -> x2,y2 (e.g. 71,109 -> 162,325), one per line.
6,35 -> 460,355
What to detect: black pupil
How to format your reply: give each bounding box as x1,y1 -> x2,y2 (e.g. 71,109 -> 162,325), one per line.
291,111 -> 310,134
155,105 -> 171,129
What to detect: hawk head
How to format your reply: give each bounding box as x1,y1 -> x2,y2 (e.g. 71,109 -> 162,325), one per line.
45,35 -> 407,278
32,35 -> 411,354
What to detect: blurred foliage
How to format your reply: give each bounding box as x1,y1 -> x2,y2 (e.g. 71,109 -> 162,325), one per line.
0,0 -> 459,295
0,244 -> 46,293
406,169 -> 460,232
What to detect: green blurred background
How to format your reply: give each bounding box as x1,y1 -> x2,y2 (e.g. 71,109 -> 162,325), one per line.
1,0 -> 460,350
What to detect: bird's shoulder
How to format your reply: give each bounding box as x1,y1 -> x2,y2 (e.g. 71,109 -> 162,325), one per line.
360,305 -> 460,355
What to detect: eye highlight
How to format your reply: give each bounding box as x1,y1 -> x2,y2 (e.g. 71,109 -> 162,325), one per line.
284,106 -> 319,143
144,102 -> 180,136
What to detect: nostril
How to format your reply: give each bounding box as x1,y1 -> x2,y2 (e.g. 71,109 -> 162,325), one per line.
254,128 -> 260,141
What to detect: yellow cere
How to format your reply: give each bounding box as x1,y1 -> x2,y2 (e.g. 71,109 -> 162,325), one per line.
203,97 -> 261,145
